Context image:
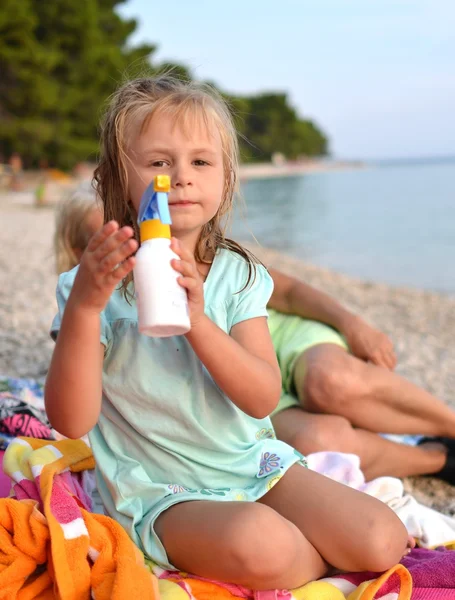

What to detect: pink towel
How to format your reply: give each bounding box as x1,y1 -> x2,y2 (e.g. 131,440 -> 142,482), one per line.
0,452 -> 11,498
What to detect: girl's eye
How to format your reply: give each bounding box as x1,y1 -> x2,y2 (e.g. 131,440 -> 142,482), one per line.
193,159 -> 209,166
150,160 -> 169,168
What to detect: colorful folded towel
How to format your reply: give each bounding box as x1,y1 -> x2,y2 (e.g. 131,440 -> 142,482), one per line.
148,561 -> 412,599
0,437 -> 158,600
2,436 -> 455,599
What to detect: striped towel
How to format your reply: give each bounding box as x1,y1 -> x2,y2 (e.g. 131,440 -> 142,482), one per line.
0,437 -> 158,600
148,561 -> 412,599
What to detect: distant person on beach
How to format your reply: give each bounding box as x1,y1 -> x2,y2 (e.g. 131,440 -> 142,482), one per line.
8,152 -> 23,191
55,183 -> 455,486
46,75 -> 408,589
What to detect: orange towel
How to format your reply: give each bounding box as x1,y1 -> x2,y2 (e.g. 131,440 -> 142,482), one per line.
0,437 -> 159,600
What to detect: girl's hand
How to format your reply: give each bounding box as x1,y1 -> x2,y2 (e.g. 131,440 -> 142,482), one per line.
70,221 -> 138,314
340,314 -> 397,370
170,237 -> 205,327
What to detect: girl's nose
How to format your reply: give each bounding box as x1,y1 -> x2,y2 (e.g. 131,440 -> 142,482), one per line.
172,163 -> 193,188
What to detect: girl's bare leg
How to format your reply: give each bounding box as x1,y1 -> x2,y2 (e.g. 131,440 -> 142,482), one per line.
155,499 -> 328,590
259,464 -> 408,573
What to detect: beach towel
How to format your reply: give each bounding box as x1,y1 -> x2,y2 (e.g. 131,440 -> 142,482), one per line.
2,437 -> 455,600
0,376 -> 52,441
149,549 -> 455,599
0,437 -> 158,600
321,546 -> 455,599
149,561 -> 413,599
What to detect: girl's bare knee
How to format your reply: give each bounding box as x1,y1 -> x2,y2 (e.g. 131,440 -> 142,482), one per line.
227,504 -> 300,584
360,514 -> 408,572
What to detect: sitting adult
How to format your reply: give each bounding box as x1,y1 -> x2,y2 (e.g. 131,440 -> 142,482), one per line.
268,268 -> 455,482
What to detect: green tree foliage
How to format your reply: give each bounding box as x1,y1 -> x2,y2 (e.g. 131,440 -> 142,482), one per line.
0,0 -> 328,168
1,0 -> 159,167
228,93 -> 328,163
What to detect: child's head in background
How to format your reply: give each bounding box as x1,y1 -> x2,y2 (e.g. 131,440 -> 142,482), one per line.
93,75 -> 241,267
54,182 -> 103,274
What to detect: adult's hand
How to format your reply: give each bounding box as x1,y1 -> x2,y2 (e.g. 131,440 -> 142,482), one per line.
340,315 -> 397,370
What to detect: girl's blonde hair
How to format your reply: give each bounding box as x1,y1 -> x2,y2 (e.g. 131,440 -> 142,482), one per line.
54,182 -> 101,274
94,75 -> 258,297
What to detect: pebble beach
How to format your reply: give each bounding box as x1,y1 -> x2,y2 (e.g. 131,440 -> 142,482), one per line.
1,186 -> 454,514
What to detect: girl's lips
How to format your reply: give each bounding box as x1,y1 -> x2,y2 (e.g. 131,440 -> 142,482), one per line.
170,201 -> 195,207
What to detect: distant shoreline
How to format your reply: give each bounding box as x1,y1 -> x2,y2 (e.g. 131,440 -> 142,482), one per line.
239,159 -> 367,180
0,158 -> 366,207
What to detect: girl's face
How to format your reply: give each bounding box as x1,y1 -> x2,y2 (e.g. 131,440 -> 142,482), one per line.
84,206 -> 104,238
74,206 -> 104,261
126,111 -> 225,246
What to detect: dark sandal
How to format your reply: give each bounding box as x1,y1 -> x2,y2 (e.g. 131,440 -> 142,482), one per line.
417,437 -> 455,486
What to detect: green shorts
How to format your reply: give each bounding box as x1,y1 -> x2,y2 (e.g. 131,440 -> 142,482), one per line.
268,309 -> 348,415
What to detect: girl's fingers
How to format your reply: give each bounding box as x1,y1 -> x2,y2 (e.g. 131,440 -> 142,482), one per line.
171,237 -> 194,262
106,256 -> 136,284
170,236 -> 181,255
177,276 -> 199,292
94,226 -> 135,262
171,259 -> 195,278
86,221 -> 119,252
99,238 -> 138,274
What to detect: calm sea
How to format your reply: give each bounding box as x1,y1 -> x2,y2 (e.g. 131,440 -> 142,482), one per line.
232,159 -> 455,294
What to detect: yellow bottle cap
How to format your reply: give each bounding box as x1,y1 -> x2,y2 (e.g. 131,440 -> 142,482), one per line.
140,219 -> 171,241
154,174 -> 171,192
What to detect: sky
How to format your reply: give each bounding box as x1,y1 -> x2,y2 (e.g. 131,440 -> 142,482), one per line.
117,0 -> 455,160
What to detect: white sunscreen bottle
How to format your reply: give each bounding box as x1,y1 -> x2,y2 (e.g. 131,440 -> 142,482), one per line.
133,175 -> 191,337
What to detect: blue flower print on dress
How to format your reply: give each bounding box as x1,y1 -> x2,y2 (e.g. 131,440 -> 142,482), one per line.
255,427 -> 276,441
198,487 -> 231,496
257,451 -> 281,477
181,487 -> 232,496
167,484 -> 189,494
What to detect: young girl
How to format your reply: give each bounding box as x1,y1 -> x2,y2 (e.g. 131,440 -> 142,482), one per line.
45,76 -> 408,590
53,182 -> 103,274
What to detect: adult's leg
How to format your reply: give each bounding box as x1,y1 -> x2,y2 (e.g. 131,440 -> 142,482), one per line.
260,464 -> 409,573
155,500 -> 327,590
294,344 -> 455,437
272,407 -> 447,481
